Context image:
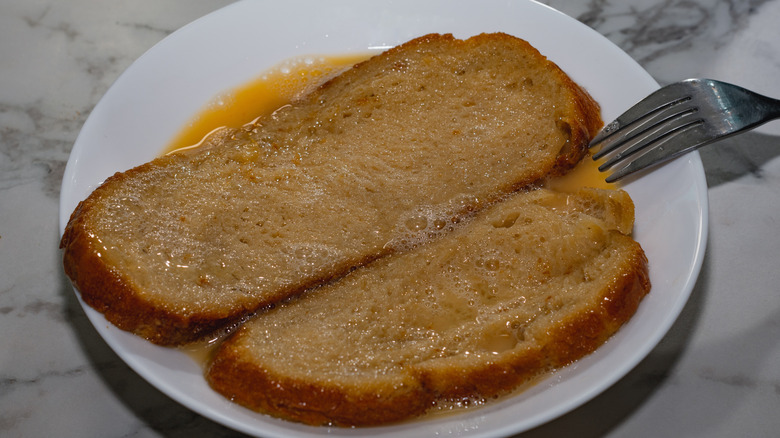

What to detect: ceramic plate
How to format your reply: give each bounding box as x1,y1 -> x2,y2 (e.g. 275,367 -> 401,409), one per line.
59,1 -> 708,436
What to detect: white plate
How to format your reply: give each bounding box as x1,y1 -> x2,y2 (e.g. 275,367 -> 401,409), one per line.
59,1 -> 708,437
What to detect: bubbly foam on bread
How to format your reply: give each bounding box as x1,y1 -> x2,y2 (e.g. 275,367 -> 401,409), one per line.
60,32 -> 602,345
206,188 -> 650,426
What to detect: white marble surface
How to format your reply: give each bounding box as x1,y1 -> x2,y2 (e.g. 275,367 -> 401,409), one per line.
2,0 -> 779,437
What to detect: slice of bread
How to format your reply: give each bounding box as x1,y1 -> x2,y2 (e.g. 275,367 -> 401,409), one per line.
206,188 -> 650,426
60,32 -> 602,345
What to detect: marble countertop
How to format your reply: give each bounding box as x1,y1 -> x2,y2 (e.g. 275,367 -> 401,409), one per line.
2,0 -> 779,437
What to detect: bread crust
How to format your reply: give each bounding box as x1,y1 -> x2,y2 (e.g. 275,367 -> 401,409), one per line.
207,347 -> 436,426
61,32 -> 603,346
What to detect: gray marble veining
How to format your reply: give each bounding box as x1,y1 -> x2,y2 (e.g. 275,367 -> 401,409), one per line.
1,1 -> 779,437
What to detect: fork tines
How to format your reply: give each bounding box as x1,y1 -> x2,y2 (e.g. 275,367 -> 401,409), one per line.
589,82 -> 703,182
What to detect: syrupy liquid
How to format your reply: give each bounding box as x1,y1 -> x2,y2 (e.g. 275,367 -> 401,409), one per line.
164,53 -> 374,154
179,335 -> 223,367
545,153 -> 615,192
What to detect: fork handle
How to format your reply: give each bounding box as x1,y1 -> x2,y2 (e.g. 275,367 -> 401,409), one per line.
728,85 -> 780,132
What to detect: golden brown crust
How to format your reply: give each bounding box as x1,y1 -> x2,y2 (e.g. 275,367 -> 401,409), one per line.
415,347 -> 547,401
60,32 -> 603,346
207,344 -> 435,426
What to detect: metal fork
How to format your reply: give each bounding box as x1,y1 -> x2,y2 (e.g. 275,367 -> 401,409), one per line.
589,78 -> 780,183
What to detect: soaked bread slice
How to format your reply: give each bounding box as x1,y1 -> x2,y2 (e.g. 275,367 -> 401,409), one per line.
206,188 -> 650,426
60,33 -> 602,345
